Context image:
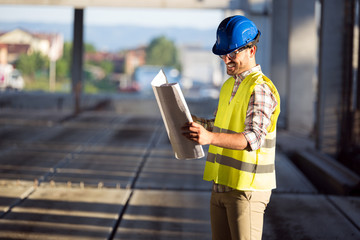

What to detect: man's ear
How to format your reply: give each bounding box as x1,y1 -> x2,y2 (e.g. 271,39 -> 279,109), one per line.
249,45 -> 257,58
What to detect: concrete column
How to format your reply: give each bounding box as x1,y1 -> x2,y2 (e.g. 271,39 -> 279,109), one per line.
71,8 -> 84,114
316,0 -> 352,155
287,0 -> 317,135
270,0 -> 289,128
250,15 -> 271,76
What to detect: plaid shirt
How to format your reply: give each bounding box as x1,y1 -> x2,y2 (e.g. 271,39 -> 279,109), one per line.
195,65 -> 278,192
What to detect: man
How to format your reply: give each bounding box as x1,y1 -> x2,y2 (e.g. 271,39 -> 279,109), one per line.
183,15 -> 280,240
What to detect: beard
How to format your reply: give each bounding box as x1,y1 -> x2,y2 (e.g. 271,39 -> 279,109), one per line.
226,62 -> 238,76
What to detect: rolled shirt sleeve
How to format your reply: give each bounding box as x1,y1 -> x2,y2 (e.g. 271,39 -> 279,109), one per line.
242,83 -> 278,151
194,117 -> 215,132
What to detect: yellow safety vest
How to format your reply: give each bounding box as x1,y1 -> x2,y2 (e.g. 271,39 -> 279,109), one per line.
203,71 -> 280,190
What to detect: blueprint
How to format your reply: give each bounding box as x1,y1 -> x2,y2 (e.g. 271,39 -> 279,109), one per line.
151,70 -> 205,160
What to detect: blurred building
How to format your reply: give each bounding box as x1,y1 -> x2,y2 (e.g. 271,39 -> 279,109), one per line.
0,28 -> 63,64
124,46 -> 146,75
180,46 -> 223,88
84,47 -> 145,76
84,47 -> 145,91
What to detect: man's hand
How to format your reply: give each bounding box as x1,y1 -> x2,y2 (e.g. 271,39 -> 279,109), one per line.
183,122 -> 249,150
182,122 -> 213,145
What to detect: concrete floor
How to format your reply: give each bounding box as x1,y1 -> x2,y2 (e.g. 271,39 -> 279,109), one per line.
0,105 -> 359,240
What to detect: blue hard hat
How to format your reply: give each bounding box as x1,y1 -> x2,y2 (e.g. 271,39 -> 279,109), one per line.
212,15 -> 261,55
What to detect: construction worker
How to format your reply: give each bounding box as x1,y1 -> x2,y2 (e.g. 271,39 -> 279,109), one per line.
183,15 -> 280,240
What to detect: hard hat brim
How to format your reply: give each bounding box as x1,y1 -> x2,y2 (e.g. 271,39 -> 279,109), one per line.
212,31 -> 261,56
212,44 -> 240,55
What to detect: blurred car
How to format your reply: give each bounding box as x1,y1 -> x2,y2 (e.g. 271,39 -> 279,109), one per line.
0,64 -> 24,91
8,69 -> 24,91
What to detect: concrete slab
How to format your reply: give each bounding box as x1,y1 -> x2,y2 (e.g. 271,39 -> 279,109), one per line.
66,111 -> 119,123
0,125 -> 49,144
263,194 -> 360,240
293,149 -> 360,195
0,187 -> 131,240
0,149 -> 68,182
63,113 -> 161,132
111,97 -> 161,117
117,115 -> 162,128
47,152 -> 144,188
135,148 -> 211,191
0,109 -> 71,125
62,111 -> 120,129
329,196 -> 360,230
0,186 -> 34,217
64,114 -> 162,149
36,127 -> 104,145
155,129 -> 173,148
274,152 -> 317,193
20,141 -> 82,153
114,190 -> 212,240
98,126 -> 158,148
83,145 -> 147,158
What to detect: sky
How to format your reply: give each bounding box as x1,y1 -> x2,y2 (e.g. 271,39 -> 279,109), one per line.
0,5 -> 224,29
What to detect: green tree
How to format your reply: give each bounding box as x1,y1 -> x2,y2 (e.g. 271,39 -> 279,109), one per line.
146,36 -> 181,69
17,51 -> 49,78
85,43 -> 96,53
56,42 -> 97,79
99,60 -> 114,76
56,42 -> 72,79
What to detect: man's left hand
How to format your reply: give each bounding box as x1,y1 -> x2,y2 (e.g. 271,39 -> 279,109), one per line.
182,122 -> 213,145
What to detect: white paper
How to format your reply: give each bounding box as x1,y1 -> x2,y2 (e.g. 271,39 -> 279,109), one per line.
151,70 -> 205,160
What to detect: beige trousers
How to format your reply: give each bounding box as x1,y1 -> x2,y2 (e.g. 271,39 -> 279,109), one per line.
210,190 -> 271,240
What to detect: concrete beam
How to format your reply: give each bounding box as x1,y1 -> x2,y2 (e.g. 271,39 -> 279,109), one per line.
0,0 -> 240,9
293,149 -> 360,195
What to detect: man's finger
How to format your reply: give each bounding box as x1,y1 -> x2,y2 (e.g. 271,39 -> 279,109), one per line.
188,125 -> 200,132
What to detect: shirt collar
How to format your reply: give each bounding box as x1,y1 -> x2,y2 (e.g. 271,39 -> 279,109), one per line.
235,64 -> 262,83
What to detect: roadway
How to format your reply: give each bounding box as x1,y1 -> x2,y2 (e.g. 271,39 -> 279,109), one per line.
0,95 -> 359,239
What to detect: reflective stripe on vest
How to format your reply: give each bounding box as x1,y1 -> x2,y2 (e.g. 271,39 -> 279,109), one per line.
207,152 -> 275,173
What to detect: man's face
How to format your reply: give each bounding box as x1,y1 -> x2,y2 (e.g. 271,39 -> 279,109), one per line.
221,45 -> 256,76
